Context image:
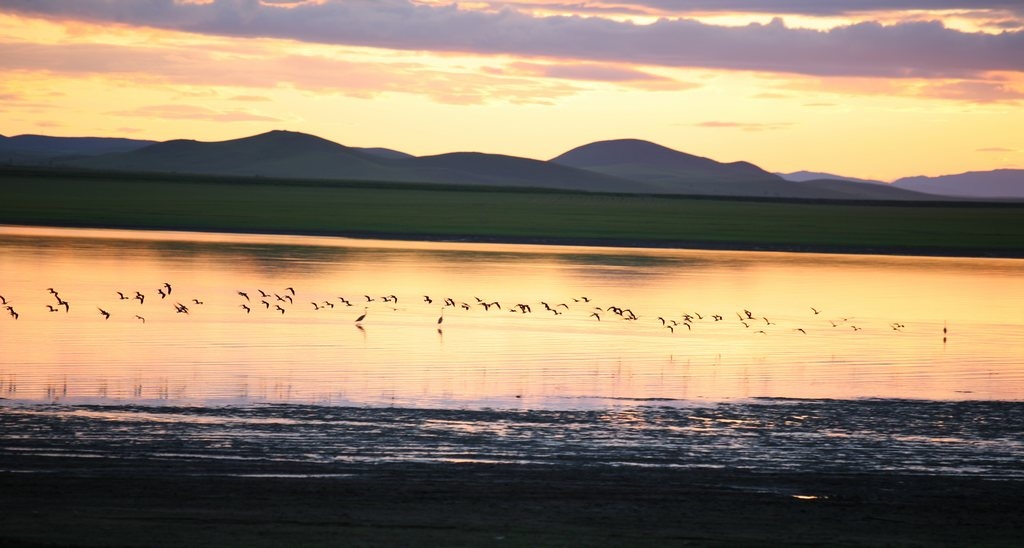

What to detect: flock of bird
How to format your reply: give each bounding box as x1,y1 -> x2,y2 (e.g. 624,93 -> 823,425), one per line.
1,281 -> 937,340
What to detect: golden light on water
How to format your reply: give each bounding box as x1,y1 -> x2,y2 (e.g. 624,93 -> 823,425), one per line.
2,226 -> 1023,408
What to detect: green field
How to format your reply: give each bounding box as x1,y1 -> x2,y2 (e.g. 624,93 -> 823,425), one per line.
2,168 -> 1022,256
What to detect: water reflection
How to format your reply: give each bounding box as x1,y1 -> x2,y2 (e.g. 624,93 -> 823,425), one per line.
1,225 -> 1023,408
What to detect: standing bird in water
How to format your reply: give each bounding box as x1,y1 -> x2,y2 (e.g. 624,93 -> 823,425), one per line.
355,307 -> 368,324
437,309 -> 444,326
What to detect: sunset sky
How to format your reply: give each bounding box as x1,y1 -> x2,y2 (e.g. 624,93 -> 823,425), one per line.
1,0 -> 1022,181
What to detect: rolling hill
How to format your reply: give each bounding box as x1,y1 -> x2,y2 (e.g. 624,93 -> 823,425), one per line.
893,169 -> 1024,199
550,139 -> 929,200
0,134 -> 155,164
4,129 -> 1014,200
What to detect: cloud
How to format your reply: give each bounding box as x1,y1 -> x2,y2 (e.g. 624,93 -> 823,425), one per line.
229,95 -> 272,102
0,40 -> 584,105
493,61 -> 700,90
694,120 -> 792,131
918,79 -> 1024,102
976,147 -> 1017,152
525,1 -> 1024,17
1,1 -> 1022,80
111,104 -> 282,122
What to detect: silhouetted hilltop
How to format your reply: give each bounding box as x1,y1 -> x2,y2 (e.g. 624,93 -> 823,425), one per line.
4,129 -> 1009,200
778,171 -> 885,185
893,169 -> 1024,199
72,130 -> 408,181
548,139 -> 928,199
410,152 -> 656,192
0,134 -> 154,164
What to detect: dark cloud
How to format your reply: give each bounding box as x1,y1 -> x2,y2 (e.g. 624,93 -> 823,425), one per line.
579,1 -> 1024,17
1,0 -> 1022,79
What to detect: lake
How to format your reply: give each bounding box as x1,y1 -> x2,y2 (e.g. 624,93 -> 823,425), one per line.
1,225 -> 1023,476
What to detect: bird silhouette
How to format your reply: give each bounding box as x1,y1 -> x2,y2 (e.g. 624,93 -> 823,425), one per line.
163,282 -> 172,295
355,307 -> 367,324
135,315 -> 146,323
238,291 -> 250,301
98,308 -> 110,320
240,304 -> 251,314
437,309 -> 444,325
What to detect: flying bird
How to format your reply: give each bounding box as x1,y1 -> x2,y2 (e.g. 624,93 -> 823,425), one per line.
98,308 -> 110,320
238,291 -> 250,301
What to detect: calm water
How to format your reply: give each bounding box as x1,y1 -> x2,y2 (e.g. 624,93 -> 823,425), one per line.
2,225 -> 1023,476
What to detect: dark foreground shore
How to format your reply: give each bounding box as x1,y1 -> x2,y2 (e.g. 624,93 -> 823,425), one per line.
2,459 -> 1022,547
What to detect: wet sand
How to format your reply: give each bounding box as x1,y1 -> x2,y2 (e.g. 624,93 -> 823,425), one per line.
2,457 -> 1022,547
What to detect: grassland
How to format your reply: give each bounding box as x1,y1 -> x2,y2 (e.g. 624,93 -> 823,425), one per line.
2,167 -> 1022,256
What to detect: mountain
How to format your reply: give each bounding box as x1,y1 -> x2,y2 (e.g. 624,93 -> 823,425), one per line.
0,134 -> 155,164
409,152 -> 656,193
893,169 -> 1024,199
64,130 -> 654,193
777,171 -> 885,185
355,147 -> 414,160
551,139 -> 779,186
70,130 -> 412,181
550,139 -> 927,200
5,129 -> 1008,200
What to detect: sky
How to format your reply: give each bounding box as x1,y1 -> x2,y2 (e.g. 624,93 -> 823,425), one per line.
0,0 -> 1022,181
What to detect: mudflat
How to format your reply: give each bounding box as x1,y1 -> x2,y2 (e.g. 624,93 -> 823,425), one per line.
1,457 -> 1022,547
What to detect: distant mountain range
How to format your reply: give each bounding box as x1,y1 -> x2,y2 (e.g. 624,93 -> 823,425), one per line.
2,131 -> 1020,200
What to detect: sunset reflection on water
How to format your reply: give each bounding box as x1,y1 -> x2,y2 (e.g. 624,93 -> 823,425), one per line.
1,225 -> 1022,408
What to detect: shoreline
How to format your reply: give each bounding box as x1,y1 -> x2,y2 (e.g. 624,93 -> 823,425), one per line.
6,220 -> 1024,259
2,459 -> 1022,547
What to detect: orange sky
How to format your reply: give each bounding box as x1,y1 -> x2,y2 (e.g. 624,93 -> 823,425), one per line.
1,1 -> 1022,181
